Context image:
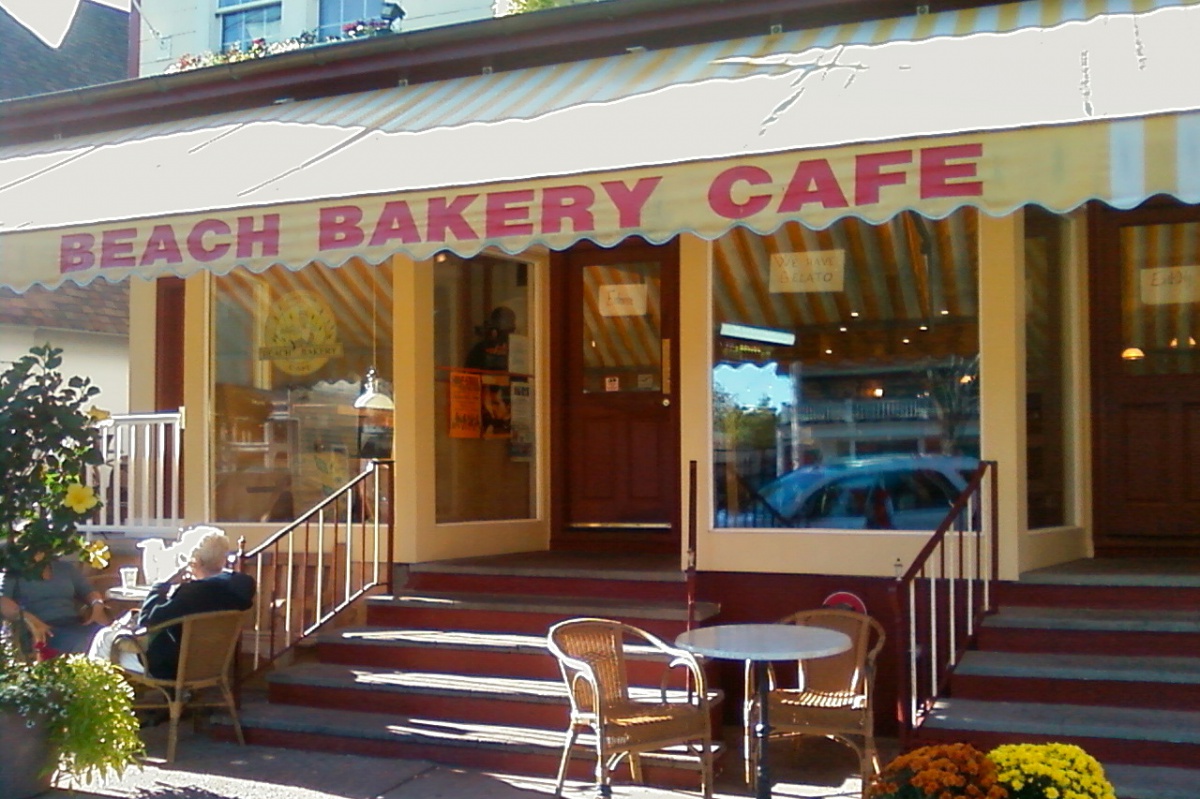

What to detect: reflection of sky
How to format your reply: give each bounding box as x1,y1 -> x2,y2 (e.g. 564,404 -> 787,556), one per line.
713,362 -> 793,410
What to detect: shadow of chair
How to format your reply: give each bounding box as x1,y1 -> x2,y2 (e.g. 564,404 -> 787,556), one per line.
743,608 -> 885,797
547,617 -> 715,799
114,609 -> 250,763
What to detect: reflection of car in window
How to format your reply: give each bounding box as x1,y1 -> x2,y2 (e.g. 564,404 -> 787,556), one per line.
720,455 -> 978,531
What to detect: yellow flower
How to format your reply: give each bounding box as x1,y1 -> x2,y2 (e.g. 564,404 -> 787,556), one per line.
63,483 -> 99,513
82,539 -> 111,570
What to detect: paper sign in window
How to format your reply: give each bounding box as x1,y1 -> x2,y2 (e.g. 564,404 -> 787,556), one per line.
1140,266 -> 1200,305
769,250 -> 846,293
599,283 -> 648,316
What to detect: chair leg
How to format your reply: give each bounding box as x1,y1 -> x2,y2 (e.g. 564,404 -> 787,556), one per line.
219,681 -> 245,746
698,739 -> 714,799
166,698 -> 183,763
628,752 -> 643,784
553,727 -> 579,797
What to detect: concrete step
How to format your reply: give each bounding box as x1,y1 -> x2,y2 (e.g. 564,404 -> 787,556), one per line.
977,606 -> 1200,657
267,661 -> 724,729
315,625 -> 706,681
1106,764 -> 1200,799
950,651 -> 1200,709
407,555 -> 690,603
918,697 -> 1200,769
220,701 -> 723,790
366,590 -> 719,638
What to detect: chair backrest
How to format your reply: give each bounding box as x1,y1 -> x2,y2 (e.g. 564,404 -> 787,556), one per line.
151,609 -> 248,688
547,618 -> 636,714
782,608 -> 885,696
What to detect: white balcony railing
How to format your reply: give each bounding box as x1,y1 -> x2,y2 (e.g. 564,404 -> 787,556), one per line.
82,411 -> 184,539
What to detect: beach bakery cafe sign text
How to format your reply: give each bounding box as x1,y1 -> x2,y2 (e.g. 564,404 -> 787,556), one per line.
44,142 -> 986,280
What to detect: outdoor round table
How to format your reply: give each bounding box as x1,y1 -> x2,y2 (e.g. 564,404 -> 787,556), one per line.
676,623 -> 851,799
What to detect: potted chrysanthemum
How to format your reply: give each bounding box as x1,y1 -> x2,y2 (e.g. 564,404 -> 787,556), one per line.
0,344 -> 143,797
989,743 -> 1116,799
868,743 -> 1009,799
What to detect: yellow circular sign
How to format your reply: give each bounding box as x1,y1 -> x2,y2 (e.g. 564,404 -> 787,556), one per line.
260,290 -> 342,376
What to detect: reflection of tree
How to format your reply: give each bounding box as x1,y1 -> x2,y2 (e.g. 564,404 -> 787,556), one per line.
924,355 -> 979,455
714,389 -> 779,451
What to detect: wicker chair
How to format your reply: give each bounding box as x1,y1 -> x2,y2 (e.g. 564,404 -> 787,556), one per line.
113,609 -> 249,763
743,608 -> 885,796
547,617 -> 715,798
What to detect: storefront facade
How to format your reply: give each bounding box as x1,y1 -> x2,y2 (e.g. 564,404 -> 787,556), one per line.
3,0 -> 1200,591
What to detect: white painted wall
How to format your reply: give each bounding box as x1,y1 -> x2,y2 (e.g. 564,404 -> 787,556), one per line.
0,327 -> 130,415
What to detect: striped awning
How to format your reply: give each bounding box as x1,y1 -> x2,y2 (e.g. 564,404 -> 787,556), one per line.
3,0 -> 1200,292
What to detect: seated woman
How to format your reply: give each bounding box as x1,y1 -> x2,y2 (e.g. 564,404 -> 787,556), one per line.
133,526 -> 255,679
0,555 -> 107,656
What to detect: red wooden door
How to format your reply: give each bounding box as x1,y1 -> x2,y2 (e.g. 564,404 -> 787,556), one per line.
551,239 -> 680,552
1090,202 -> 1200,554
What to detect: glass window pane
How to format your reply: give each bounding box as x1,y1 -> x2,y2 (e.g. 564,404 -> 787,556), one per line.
712,212 -> 980,530
1119,222 -> 1200,376
434,254 -> 536,523
318,0 -> 374,38
580,262 -> 661,394
220,4 -> 282,50
1024,206 -> 1069,528
210,259 -> 393,523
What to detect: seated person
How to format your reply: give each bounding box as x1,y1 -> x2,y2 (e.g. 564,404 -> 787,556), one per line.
90,526 -> 255,679
0,554 -> 107,656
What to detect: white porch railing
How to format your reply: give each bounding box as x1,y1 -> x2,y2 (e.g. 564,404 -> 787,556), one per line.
81,411 -> 184,539
888,460 -> 999,745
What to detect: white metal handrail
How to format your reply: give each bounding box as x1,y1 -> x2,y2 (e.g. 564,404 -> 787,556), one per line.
81,411 -> 184,539
236,460 -> 394,680
888,460 -> 998,744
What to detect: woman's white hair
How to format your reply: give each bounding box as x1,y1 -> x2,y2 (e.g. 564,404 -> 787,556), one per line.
188,526 -> 233,573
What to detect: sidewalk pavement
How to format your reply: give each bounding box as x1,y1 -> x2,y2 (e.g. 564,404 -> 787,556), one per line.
48,722 -> 886,799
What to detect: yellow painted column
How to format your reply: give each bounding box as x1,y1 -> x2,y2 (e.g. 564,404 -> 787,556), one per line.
678,233 -> 713,571
978,211 -> 1026,581
182,271 -> 213,526
390,252 -> 427,565
127,279 -> 157,413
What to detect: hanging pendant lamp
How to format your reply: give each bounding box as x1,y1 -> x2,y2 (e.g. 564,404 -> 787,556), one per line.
355,366 -> 394,410
356,272 -> 394,410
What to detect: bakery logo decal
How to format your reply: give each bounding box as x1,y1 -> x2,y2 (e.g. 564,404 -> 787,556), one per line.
259,290 -> 344,376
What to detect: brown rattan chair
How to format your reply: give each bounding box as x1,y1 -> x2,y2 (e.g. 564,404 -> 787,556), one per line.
743,608 -> 885,796
113,609 -> 249,762
547,617 -> 715,798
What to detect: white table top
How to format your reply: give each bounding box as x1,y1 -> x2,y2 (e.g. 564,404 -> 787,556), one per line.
105,586 -> 151,602
676,623 -> 851,662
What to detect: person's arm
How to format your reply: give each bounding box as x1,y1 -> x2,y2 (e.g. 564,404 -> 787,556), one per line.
64,560 -> 108,626
0,594 -> 51,645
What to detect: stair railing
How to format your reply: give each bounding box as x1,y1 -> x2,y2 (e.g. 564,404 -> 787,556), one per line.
81,411 -> 184,539
888,460 -> 999,745
236,459 -> 394,680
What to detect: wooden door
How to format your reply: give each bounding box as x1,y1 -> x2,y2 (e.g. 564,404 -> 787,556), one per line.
551,239 -> 680,552
1090,202 -> 1200,554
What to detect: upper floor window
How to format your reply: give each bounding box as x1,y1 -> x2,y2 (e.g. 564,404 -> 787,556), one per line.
218,0 -> 283,51
318,0 -> 375,38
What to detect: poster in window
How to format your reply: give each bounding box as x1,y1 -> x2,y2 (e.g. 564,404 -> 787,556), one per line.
481,374 -> 512,439
449,371 -> 482,438
509,379 -> 533,461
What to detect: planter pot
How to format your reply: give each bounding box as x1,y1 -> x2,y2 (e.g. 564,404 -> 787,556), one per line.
0,709 -> 54,799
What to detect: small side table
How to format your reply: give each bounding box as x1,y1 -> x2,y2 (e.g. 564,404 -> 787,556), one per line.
104,585 -> 150,614
676,623 -> 851,799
